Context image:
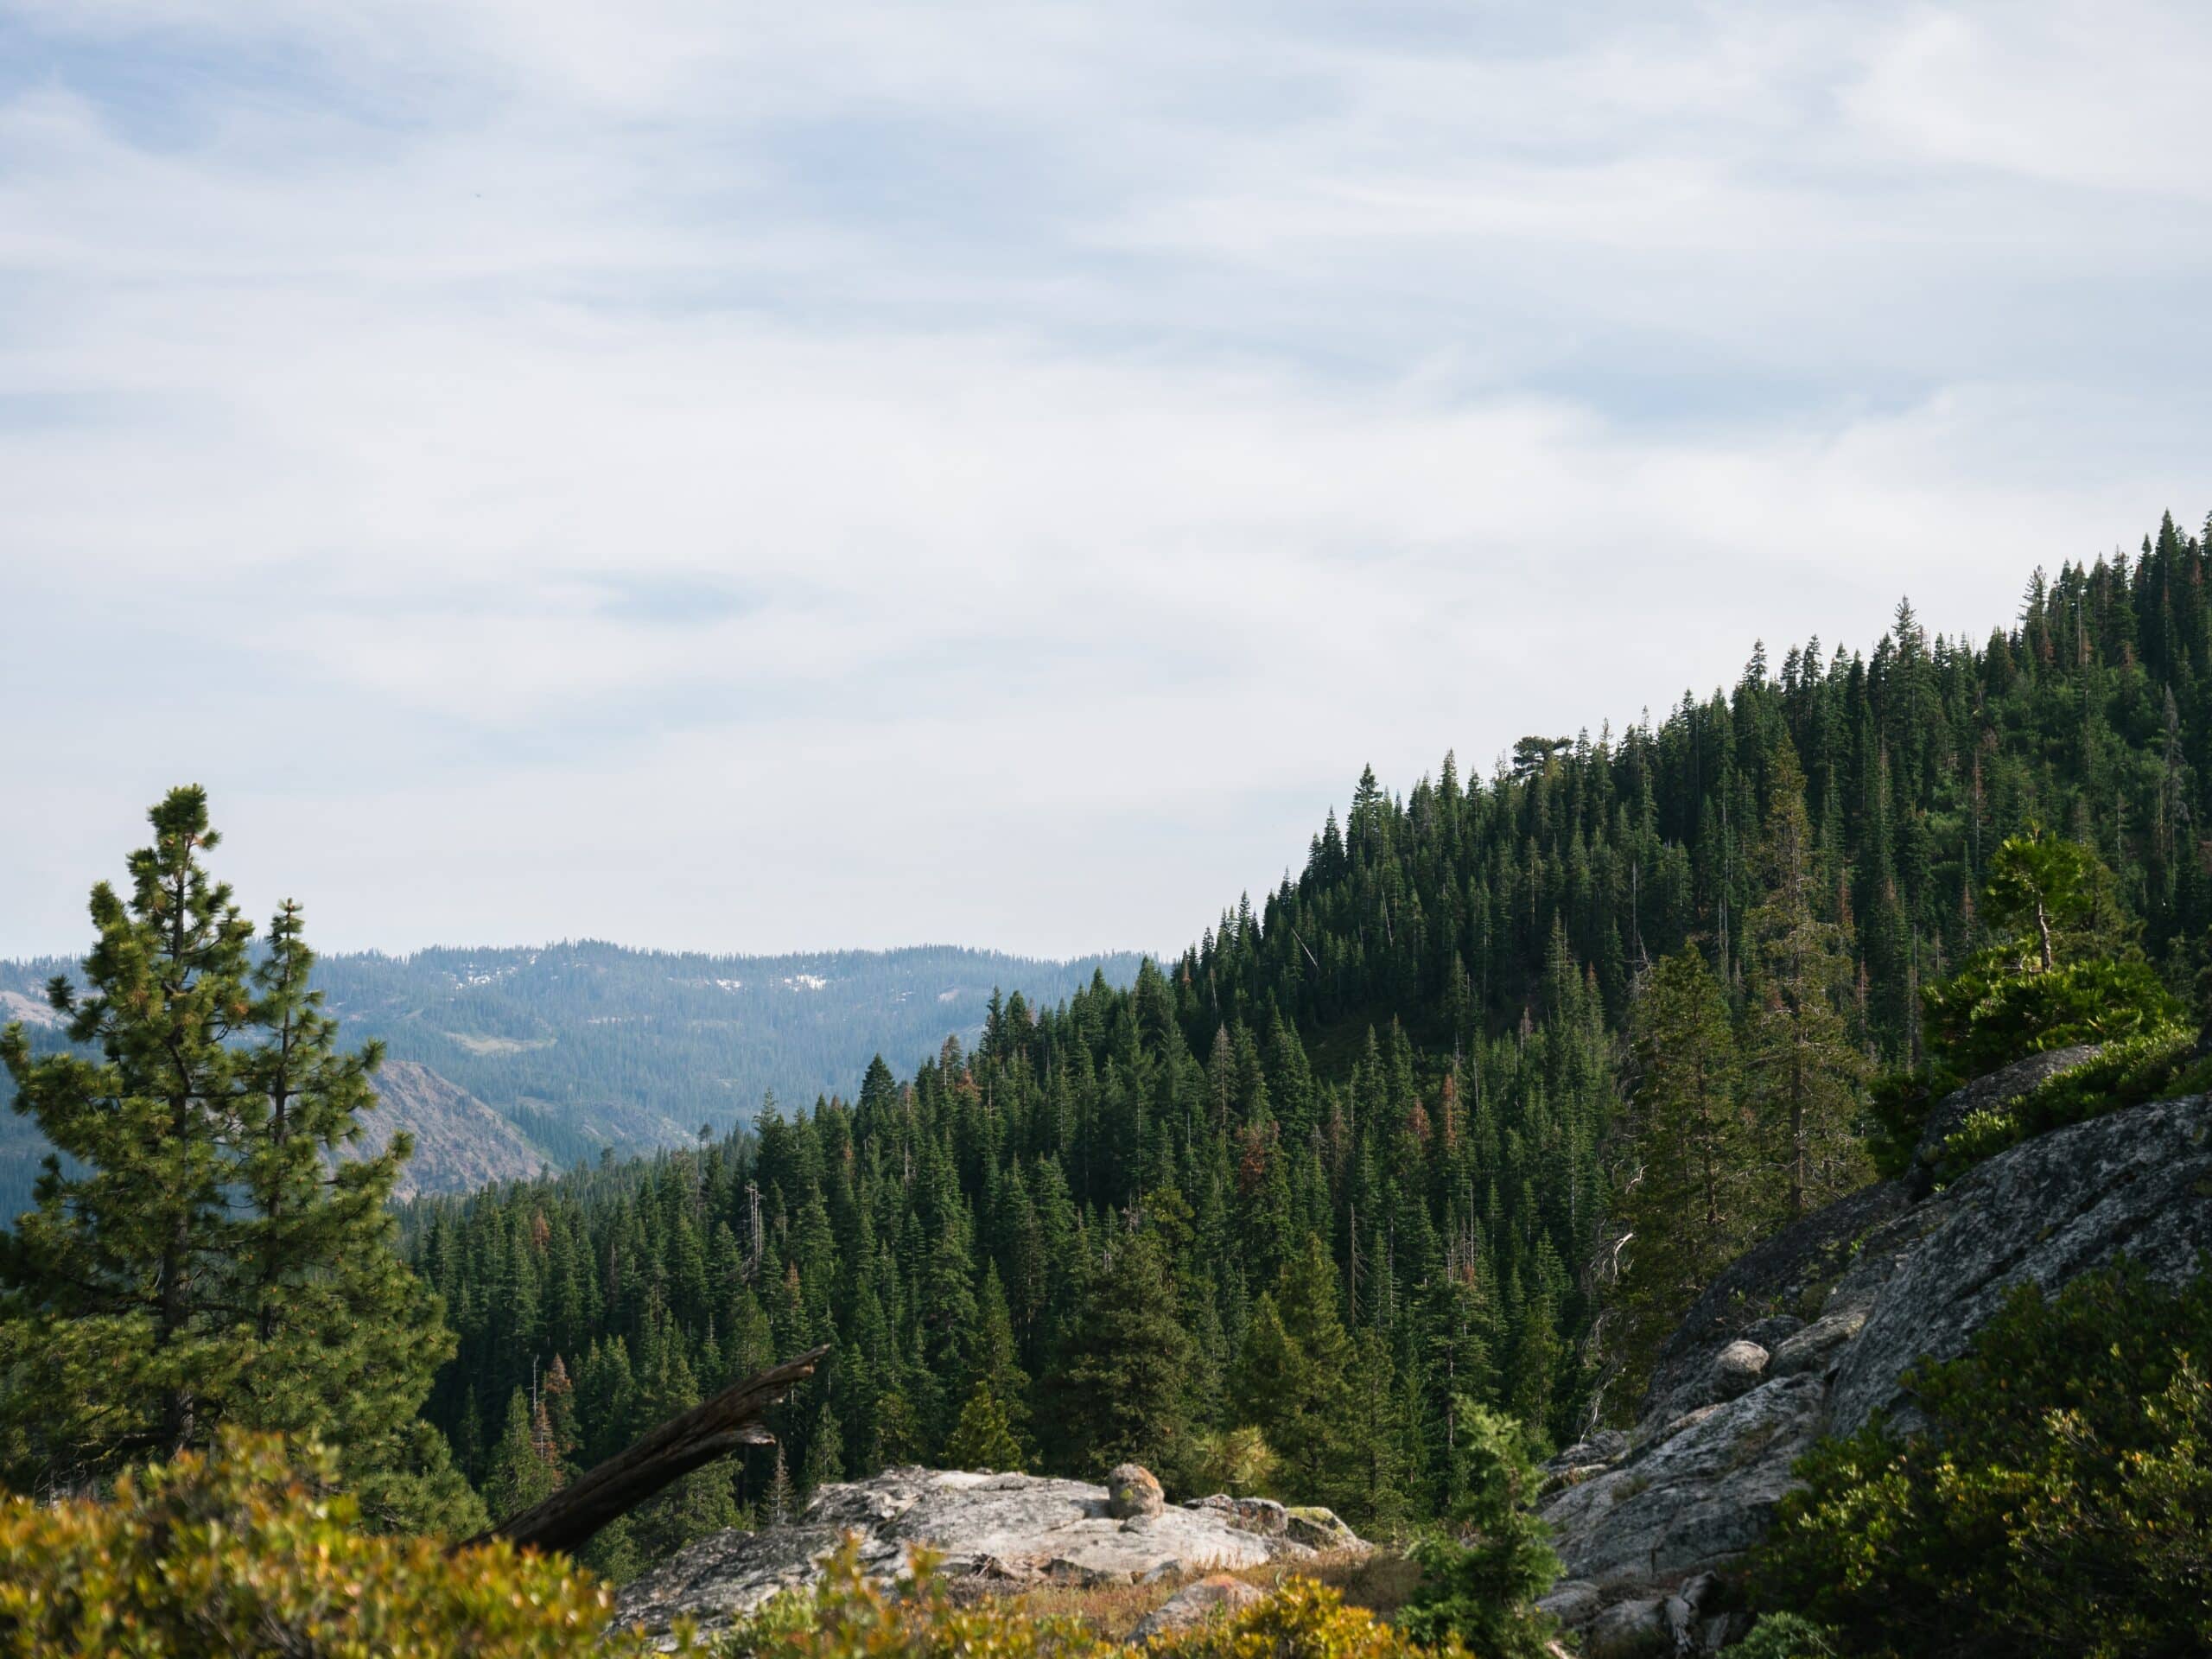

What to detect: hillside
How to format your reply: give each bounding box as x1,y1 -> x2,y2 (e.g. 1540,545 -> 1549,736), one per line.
402,511 -> 2212,1582
359,1061 -> 551,1198
0,943 -> 1146,1212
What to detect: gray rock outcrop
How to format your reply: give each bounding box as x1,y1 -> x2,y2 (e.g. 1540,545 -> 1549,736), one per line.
1538,1088 -> 2212,1649
613,1466 -> 1362,1643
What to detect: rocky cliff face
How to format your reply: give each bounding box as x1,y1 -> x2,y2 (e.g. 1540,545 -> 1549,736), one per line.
359,1059 -> 550,1198
613,1466 -> 1363,1643
1536,1070 -> 2212,1655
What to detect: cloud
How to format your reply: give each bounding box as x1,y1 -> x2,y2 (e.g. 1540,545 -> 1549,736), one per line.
2,0 -> 2209,958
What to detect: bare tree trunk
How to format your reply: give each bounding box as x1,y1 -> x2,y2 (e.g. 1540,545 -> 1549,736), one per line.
464,1344 -> 830,1558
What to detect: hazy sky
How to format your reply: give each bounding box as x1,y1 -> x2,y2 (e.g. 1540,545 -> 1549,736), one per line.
4,2 -> 2209,961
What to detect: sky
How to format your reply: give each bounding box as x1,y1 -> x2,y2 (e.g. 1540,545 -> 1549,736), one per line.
3,1 -> 2210,962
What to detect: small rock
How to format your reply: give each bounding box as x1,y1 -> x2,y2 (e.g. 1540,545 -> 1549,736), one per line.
1700,1611 -> 1753,1650
1129,1574 -> 1267,1641
1106,1464 -> 1166,1519
1230,1497 -> 1287,1535
1585,1597 -> 1669,1658
1709,1339 -> 1769,1401
1534,1580 -> 1602,1628
1767,1309 -> 1863,1378
1739,1315 -> 1804,1351
1283,1506 -> 1360,1550
1547,1430 -> 1629,1471
1674,1571 -> 1720,1613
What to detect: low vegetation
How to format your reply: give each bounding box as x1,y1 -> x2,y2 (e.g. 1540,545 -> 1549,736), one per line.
711,1541 -> 1460,1659
1752,1260 -> 2212,1658
0,1433 -> 674,1658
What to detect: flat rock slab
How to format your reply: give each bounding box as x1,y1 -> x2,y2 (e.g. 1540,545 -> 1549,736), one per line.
615,1467 -> 1341,1641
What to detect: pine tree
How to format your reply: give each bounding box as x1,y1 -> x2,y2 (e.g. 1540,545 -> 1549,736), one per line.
232,895 -> 477,1529
1608,950 -> 1749,1407
0,789 -> 474,1529
961,1265 -> 1034,1465
802,1395 -> 844,1493
765,1442 -> 794,1525
0,787 -> 255,1481
1740,746 -> 1871,1222
483,1387 -> 558,1521
1046,1228 -> 1193,1472
1231,1234 -> 1359,1512
943,1381 -> 1027,1471
1400,1402 -> 1561,1659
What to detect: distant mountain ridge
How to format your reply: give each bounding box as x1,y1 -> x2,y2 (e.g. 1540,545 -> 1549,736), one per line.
0,941 -> 1146,1215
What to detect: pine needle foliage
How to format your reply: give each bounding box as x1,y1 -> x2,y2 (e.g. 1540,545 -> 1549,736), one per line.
0,788 -> 475,1531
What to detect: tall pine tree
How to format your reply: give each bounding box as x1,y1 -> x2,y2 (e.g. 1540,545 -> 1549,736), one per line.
0,788 -> 476,1529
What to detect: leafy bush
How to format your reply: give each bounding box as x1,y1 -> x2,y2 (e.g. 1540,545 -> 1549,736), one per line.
1872,830 -> 2192,1182
1181,1427 -> 1281,1499
1752,1261 -> 2212,1657
1397,1404 -> 1556,1659
0,1431 -> 675,1658
1156,1579 -> 1462,1659
705,1540 -> 1104,1659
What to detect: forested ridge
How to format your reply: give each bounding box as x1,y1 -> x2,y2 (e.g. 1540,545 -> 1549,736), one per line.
406,512 -> 2212,1575
0,944 -> 1146,1219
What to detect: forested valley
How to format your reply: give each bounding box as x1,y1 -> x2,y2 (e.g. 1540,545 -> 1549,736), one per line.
402,512 -> 2212,1580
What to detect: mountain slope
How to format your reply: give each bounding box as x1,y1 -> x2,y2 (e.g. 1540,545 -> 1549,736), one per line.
359,1060 -> 550,1199
0,944 -> 1148,1196
403,511 -> 2212,1574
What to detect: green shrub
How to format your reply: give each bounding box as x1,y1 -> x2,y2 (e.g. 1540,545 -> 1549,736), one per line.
1155,1579 -> 1462,1659
1925,1028 -> 2212,1182
1863,1067 -> 1954,1180
702,1539 -> 1107,1659
712,1541 -> 1459,1659
1922,953 -> 2182,1078
0,1431 -> 675,1657
1751,1261 -> 2212,1657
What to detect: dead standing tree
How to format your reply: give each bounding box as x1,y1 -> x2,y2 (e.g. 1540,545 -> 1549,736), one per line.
463,1344 -> 831,1558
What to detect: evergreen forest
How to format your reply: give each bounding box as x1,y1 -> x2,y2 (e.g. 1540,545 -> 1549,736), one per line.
397,512 -> 2212,1571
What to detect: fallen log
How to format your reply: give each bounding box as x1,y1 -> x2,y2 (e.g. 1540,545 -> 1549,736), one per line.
466,1343 -> 830,1557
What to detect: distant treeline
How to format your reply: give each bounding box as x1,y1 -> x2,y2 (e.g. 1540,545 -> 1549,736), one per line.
1,944 -> 1147,1217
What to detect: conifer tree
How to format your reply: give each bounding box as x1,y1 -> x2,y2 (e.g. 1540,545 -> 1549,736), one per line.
944,1381 -> 1027,1471
483,1387 -> 558,1521
802,1395 -> 844,1492
1046,1228 -> 1192,1472
1608,950 -> 1748,1406
1232,1234 -> 1359,1512
961,1265 -> 1034,1464
1740,745 -> 1871,1222
0,787 -> 255,1483
0,789 -> 474,1529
